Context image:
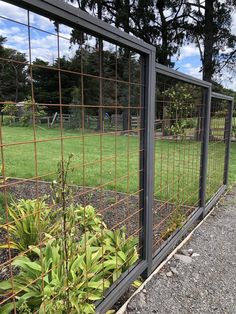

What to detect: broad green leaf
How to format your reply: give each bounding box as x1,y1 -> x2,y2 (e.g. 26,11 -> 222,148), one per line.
0,280 -> 12,291
0,302 -> 15,314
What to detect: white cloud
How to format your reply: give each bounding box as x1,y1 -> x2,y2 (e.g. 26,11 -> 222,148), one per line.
0,19 -> 77,63
174,44 -> 200,61
29,12 -> 57,34
65,0 -> 79,8
179,64 -> 202,80
0,1 -> 28,24
225,80 -> 236,91
182,63 -> 194,69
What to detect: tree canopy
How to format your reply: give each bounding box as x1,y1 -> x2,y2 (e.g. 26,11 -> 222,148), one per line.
67,0 -> 236,83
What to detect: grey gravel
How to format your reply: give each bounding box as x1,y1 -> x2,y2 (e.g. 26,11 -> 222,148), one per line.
125,188 -> 236,314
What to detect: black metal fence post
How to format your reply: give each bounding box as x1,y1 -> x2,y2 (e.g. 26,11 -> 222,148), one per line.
141,50 -> 156,278
224,100 -> 234,185
199,86 -> 212,216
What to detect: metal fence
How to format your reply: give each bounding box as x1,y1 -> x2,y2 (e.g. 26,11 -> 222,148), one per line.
0,1 -> 234,313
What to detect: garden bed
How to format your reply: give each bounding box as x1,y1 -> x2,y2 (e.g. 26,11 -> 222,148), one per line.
0,179 -> 195,281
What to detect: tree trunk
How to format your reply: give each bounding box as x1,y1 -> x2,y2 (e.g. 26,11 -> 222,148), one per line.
195,0 -> 214,141
156,0 -> 170,66
203,0 -> 214,82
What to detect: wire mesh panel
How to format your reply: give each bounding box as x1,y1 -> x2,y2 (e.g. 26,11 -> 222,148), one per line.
153,74 -> 205,253
206,97 -> 229,200
0,0 -> 234,312
0,1 -> 148,312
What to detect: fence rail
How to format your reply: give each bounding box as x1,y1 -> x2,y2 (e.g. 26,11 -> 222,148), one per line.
0,0 -> 234,313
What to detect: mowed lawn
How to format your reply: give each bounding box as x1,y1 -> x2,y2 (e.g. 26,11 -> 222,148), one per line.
1,126 -> 236,205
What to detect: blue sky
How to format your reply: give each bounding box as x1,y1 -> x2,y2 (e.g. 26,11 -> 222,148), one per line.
0,0 -> 236,91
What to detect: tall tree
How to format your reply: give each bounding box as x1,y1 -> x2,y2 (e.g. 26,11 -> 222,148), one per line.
0,36 -> 28,102
67,0 -> 191,67
187,0 -> 236,82
131,0 -> 189,66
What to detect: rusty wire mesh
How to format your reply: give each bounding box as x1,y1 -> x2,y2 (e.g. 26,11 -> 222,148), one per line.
152,75 -> 204,253
206,97 -> 229,199
0,0 -> 234,313
0,2 -> 144,312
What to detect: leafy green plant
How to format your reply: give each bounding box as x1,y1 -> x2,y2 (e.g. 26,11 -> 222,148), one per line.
0,213 -> 138,313
102,228 -> 139,282
214,109 -> 227,118
171,121 -> 186,138
161,208 -> 187,240
0,198 -> 56,254
70,204 -> 106,232
184,118 -> 196,129
2,102 -> 18,116
20,96 -> 46,127
163,84 -> 195,138
0,237 -> 112,314
163,85 -> 194,120
0,155 -> 139,313
2,115 -> 16,126
164,120 -> 188,138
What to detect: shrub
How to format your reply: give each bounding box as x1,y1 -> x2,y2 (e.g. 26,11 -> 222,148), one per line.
214,109 -> 227,118
0,156 -> 139,313
0,204 -> 139,314
163,85 -> 194,121
19,96 -> 46,127
1,103 -> 18,116
0,198 -> 56,254
2,115 -> 16,126
164,120 -> 187,138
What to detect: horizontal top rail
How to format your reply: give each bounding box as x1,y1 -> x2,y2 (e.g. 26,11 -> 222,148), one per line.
156,63 -> 212,88
211,92 -> 234,102
4,0 -> 156,55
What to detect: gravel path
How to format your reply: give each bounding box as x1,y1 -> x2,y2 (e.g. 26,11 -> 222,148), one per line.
125,187 -> 236,314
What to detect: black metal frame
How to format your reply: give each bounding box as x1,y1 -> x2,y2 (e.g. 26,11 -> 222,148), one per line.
211,93 -> 234,187
152,63 -> 212,270
152,67 -> 234,271
1,1 -> 156,312
0,1 -> 234,313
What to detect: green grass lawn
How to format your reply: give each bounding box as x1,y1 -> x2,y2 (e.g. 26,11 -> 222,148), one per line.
1,126 -> 236,206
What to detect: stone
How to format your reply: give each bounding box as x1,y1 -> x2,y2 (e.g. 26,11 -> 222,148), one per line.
179,249 -> 190,256
166,271 -> 173,277
192,253 -> 200,257
174,254 -> 192,264
170,267 -> 179,275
